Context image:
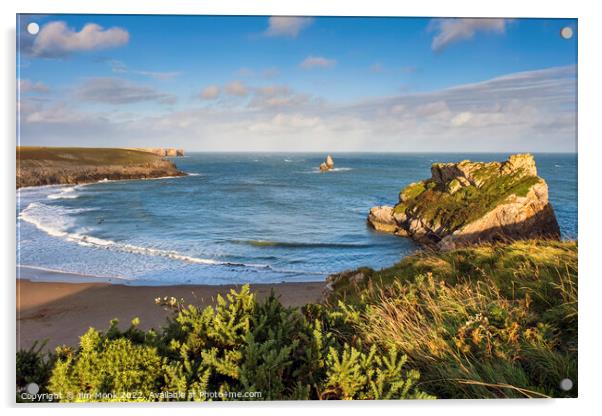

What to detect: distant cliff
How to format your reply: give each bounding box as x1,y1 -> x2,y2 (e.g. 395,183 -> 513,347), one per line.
131,148 -> 185,157
367,154 -> 560,250
17,147 -> 186,189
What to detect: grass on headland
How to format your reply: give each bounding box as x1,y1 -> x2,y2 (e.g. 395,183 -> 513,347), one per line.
16,240 -> 577,401
326,239 -> 577,398
17,147 -> 163,166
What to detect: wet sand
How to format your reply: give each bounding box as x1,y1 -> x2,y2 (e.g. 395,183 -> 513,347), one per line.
17,274 -> 325,351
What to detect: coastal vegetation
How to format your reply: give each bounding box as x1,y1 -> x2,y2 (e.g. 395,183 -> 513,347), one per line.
16,147 -> 185,188
17,240 -> 577,401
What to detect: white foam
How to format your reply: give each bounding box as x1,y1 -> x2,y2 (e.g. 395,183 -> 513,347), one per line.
18,201 -> 271,270
306,167 -> 353,174
47,186 -> 79,200
19,202 -> 87,239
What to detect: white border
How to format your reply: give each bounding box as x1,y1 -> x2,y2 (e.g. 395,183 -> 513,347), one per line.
2,1 -> 600,415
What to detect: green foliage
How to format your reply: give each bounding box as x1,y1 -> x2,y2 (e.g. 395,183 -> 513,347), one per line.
16,340 -> 55,402
400,181 -> 426,202
49,320 -> 164,402
326,240 -> 578,398
321,344 -> 433,400
36,286 -> 427,402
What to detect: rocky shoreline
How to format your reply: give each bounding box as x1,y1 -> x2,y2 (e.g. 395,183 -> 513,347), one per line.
17,147 -> 186,189
367,153 -> 560,250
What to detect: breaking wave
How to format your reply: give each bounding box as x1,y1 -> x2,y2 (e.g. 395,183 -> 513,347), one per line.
18,202 -> 322,275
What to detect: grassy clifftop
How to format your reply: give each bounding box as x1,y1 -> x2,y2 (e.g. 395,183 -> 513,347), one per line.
18,147 -> 166,166
17,147 -> 185,188
324,239 -> 577,398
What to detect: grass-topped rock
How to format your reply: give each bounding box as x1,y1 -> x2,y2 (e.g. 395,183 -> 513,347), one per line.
368,154 -> 560,250
17,147 -> 186,188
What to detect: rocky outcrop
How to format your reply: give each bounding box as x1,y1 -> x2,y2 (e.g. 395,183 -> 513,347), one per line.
319,155 -> 335,172
133,148 -> 185,157
17,147 -> 186,188
367,206 -> 398,233
367,154 -> 560,250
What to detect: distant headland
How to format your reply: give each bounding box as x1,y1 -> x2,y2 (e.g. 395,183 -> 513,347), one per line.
128,148 -> 185,157
16,146 -> 186,189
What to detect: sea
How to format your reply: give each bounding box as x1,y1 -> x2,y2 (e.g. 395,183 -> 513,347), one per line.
16,153 -> 578,285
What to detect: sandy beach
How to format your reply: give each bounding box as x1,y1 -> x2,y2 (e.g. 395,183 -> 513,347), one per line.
17,271 -> 325,351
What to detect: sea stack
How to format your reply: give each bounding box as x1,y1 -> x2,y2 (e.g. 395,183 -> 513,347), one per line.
319,154 -> 335,172
367,153 -> 560,250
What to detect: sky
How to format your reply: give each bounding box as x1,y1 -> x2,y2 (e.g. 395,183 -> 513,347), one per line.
17,15 -> 577,152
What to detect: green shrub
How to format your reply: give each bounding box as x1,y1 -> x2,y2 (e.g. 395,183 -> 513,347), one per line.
39,285 -> 428,401
321,344 -> 433,400
16,341 -> 55,402
49,321 -> 164,402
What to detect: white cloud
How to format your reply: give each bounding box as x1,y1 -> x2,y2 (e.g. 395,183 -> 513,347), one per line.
265,16 -> 313,38
74,78 -> 176,105
109,59 -> 128,73
300,56 -> 336,69
19,66 -> 576,153
248,113 -> 322,133
450,111 -> 472,127
197,81 -> 311,108
250,85 -> 311,109
200,85 -> 220,100
224,80 -> 249,97
134,71 -> 180,81
32,21 -> 129,57
390,104 -> 405,114
415,101 -> 450,117
100,59 -> 179,80
429,18 -> 510,51
19,79 -> 49,93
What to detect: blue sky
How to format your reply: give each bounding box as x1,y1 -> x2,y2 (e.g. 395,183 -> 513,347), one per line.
17,15 -> 577,152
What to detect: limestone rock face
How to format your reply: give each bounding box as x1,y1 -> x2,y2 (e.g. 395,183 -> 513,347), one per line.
132,148 -> 185,157
367,153 -> 560,249
367,206 -> 397,232
319,154 -> 335,171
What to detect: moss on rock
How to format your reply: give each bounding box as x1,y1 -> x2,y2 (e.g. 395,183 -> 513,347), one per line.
369,154 -> 560,249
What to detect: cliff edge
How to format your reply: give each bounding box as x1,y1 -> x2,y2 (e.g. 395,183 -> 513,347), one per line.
367,154 -> 560,250
17,147 -> 186,188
